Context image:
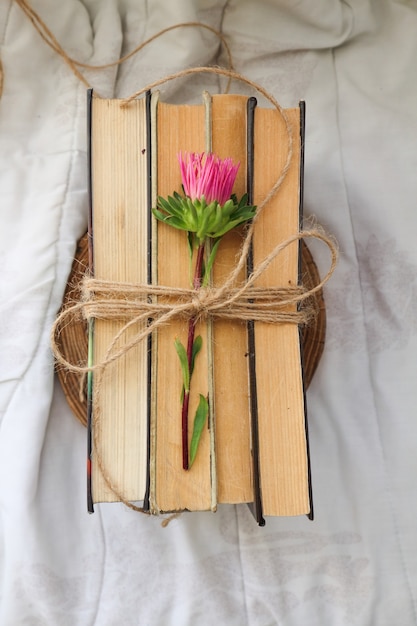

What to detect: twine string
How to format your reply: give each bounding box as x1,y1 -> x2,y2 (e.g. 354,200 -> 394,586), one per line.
51,228 -> 337,376
15,3 -> 339,513
14,0 -> 235,94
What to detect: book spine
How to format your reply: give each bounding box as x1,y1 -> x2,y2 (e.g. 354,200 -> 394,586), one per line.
211,94 -> 253,505
298,101 -> 314,520
246,96 -> 265,526
90,96 -> 150,505
202,91 -> 218,513
143,90 -> 153,512
86,88 -> 94,514
152,97 -> 213,513
149,91 -> 159,514
253,106 -> 310,517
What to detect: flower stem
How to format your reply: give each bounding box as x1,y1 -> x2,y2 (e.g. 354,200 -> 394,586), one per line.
181,388 -> 191,470
193,242 -> 206,291
182,241 -> 205,470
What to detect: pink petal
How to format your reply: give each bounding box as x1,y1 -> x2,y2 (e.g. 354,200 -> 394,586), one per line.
178,152 -> 239,205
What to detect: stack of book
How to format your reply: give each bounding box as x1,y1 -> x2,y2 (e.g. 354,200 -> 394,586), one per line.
87,89 -> 312,525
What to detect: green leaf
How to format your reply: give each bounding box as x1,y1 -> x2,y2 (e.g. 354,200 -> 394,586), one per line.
205,204 -> 220,233
219,198 -> 236,219
214,212 -> 256,238
165,197 -> 186,219
173,190 -> 184,202
161,217 -> 190,231
174,338 -> 190,392
152,208 -> 169,222
156,195 -> 190,223
230,206 -> 256,221
210,205 -> 227,235
202,238 -> 222,286
157,196 -> 176,215
185,197 -> 198,231
196,202 -> 215,241
190,335 -> 203,376
189,394 -> 209,467
238,192 -> 249,208
211,219 -> 245,238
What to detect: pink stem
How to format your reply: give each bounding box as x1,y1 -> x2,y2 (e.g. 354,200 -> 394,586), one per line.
182,242 -> 205,470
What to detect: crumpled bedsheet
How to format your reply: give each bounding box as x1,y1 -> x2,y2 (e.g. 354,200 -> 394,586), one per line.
1,1 -> 416,624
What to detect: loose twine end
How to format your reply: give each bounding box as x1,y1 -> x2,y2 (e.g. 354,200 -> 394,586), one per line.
13,0 -> 236,97
161,511 -> 183,527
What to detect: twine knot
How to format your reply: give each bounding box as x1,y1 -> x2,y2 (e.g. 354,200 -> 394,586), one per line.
191,288 -> 210,319
51,228 -> 338,378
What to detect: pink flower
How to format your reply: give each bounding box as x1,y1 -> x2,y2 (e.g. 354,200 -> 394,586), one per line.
178,152 -> 240,206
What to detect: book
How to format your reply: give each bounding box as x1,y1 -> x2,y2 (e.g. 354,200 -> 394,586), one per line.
151,93 -> 215,513
87,89 -> 312,521
88,92 -> 151,507
210,94 -> 254,507
252,104 -> 311,517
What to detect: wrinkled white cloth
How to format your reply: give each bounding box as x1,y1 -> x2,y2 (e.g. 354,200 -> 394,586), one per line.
1,1 -> 417,624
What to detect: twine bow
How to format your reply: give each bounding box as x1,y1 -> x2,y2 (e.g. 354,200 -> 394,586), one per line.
51,228 -> 337,376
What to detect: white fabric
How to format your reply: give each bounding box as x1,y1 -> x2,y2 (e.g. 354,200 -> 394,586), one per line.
1,0 -> 417,623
